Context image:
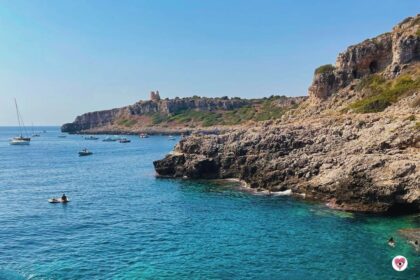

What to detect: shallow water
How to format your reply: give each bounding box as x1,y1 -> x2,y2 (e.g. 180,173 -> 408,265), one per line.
0,127 -> 418,279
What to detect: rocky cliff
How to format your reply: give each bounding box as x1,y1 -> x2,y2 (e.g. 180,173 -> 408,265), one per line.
154,15 -> 420,213
62,95 -> 306,134
309,15 -> 420,100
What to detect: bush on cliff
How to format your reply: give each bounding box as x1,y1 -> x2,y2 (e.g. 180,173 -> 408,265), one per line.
315,64 -> 335,75
117,118 -> 136,127
349,73 -> 420,113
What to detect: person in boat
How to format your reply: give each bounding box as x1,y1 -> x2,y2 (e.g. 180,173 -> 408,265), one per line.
61,193 -> 68,202
388,237 -> 395,247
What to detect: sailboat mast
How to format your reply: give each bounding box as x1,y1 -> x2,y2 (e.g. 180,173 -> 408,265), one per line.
14,98 -> 23,137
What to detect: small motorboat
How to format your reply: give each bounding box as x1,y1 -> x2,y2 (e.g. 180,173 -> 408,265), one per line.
58,135 -> 67,138
139,133 -> 149,138
168,135 -> 175,140
32,133 -> 40,137
84,136 -> 99,140
79,149 -> 93,156
119,138 -> 131,143
48,198 -> 70,203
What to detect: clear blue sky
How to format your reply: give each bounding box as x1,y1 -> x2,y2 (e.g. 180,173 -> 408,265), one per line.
0,0 -> 418,125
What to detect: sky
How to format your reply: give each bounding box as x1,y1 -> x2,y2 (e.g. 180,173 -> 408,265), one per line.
0,0 -> 419,125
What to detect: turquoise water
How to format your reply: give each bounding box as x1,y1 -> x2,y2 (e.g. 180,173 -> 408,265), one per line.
0,127 -> 418,279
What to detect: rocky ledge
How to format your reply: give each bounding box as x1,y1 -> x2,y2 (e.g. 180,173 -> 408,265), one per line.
154,111 -> 419,213
154,15 -> 420,214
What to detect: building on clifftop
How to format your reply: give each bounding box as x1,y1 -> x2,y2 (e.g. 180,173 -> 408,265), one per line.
150,90 -> 161,102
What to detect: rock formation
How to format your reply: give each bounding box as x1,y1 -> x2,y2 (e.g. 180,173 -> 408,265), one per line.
61,94 -> 306,134
154,15 -> 420,213
308,15 -> 420,100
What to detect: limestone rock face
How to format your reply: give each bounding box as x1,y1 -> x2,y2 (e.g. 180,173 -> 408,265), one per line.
309,14 -> 420,100
154,110 -> 420,213
154,14 -> 420,214
61,96 -> 251,133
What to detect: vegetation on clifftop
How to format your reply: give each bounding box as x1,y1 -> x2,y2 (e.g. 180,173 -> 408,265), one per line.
149,96 -> 294,127
348,71 -> 420,113
314,64 -> 335,75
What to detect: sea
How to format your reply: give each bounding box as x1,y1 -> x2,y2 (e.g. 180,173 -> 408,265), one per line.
0,126 -> 418,279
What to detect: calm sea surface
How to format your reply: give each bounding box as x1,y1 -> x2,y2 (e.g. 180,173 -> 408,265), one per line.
0,127 -> 418,279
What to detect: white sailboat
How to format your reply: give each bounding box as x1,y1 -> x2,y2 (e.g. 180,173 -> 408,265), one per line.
10,99 -> 31,145
31,123 -> 40,137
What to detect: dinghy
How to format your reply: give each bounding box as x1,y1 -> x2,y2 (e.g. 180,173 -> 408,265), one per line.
48,198 -> 70,203
79,149 -> 93,156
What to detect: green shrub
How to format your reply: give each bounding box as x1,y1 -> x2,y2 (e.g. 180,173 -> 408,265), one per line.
315,64 -> 335,75
355,74 -> 386,91
117,118 -> 136,127
349,74 -> 420,113
151,113 -> 169,124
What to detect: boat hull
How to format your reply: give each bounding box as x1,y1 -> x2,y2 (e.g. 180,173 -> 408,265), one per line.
10,140 -> 30,145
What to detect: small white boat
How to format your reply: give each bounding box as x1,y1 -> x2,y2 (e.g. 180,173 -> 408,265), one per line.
31,123 -> 40,137
168,135 -> 175,140
48,198 -> 70,203
79,149 -> 93,156
119,138 -> 131,143
10,99 -> 31,145
139,133 -> 149,138
10,138 -> 30,145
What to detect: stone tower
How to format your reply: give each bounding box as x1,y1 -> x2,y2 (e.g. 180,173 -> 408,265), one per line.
150,90 -> 161,102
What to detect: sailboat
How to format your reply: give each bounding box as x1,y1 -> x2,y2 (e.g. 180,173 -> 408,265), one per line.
31,123 -> 40,137
10,99 -> 31,145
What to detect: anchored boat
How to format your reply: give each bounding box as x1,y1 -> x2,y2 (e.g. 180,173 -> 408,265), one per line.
10,99 -> 31,145
79,149 -> 93,156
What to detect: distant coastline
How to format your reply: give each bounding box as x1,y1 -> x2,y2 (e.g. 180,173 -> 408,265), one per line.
61,95 -> 306,135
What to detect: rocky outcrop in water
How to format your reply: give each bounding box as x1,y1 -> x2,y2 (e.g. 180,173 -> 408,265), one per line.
154,15 -> 420,213
154,111 -> 420,213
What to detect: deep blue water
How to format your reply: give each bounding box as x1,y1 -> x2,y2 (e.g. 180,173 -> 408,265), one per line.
0,127 -> 418,279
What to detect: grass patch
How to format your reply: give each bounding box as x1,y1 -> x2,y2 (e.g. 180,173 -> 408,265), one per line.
147,96 -> 298,127
117,118 -> 137,127
348,74 -> 420,113
315,64 -> 335,75
166,110 -> 224,127
151,113 -> 170,124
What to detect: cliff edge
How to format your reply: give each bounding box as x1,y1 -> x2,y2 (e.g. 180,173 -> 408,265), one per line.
62,92 -> 306,134
154,15 -> 420,213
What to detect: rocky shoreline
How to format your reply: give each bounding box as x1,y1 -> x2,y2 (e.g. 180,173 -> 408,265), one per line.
154,111 -> 419,214
153,15 -> 420,214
